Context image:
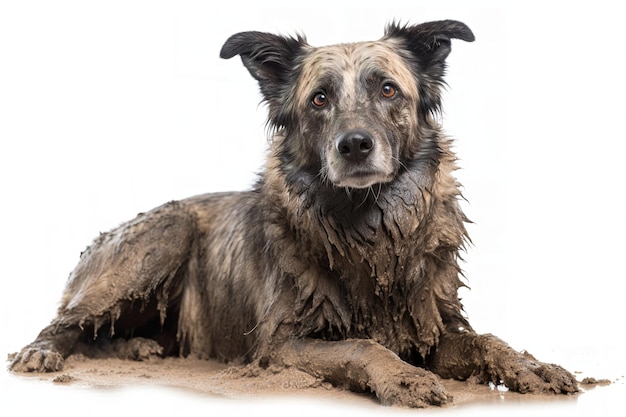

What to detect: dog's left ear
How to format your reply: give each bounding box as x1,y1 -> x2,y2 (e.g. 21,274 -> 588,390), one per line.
385,20 -> 474,71
220,31 -> 306,108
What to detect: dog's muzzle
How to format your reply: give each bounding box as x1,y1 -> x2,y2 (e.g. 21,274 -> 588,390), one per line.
329,129 -> 394,189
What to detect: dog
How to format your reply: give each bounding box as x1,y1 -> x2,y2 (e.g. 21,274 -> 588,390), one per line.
10,20 -> 578,407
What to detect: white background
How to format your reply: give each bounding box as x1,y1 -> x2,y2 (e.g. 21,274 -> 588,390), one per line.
1,0 -> 625,416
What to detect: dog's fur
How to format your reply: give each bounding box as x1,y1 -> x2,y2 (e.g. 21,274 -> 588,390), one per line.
10,21 -> 578,407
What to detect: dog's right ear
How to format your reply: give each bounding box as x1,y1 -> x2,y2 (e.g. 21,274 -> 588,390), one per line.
220,32 -> 306,106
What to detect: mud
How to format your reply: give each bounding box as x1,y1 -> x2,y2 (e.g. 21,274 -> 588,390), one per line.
9,353 -> 590,410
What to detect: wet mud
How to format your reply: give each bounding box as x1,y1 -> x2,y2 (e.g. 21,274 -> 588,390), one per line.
8,353 -> 596,410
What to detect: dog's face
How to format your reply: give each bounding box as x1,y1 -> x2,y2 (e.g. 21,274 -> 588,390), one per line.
293,41 -> 419,188
221,21 -> 474,189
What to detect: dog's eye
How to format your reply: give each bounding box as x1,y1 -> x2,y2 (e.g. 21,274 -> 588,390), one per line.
381,83 -> 397,99
312,92 -> 328,108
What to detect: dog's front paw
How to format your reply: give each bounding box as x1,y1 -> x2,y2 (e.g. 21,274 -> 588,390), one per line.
464,334 -> 579,395
9,344 -> 64,373
371,368 -> 451,408
498,357 -> 578,395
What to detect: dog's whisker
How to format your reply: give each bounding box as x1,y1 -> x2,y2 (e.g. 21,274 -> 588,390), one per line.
344,187 -> 355,203
373,183 -> 383,204
354,188 -> 370,208
392,156 -> 409,174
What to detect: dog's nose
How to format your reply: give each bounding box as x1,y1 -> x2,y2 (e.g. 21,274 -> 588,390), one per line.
336,130 -> 374,163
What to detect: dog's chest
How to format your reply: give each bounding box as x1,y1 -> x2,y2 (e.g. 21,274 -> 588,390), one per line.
293,215 -> 429,350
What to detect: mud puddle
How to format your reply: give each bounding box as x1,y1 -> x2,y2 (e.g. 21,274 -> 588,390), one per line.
4,354 -> 620,417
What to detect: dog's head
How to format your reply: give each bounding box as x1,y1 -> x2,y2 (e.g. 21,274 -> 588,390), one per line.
221,21 -> 474,189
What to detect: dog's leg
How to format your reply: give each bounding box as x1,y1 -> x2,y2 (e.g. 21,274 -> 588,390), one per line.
9,325 -> 82,372
276,338 -> 450,408
10,201 -> 195,372
427,331 -> 578,394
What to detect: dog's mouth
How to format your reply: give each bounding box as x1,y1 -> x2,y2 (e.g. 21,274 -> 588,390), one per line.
330,168 -> 395,189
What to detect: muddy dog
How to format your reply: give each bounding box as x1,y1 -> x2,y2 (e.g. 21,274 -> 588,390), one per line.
10,21 -> 578,407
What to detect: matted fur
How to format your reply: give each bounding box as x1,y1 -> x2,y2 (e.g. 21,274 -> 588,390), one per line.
10,21 -> 578,407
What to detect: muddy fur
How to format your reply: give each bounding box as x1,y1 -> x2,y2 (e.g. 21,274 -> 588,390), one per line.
10,21 -> 578,407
